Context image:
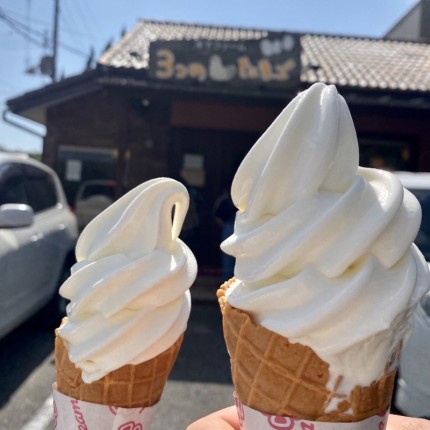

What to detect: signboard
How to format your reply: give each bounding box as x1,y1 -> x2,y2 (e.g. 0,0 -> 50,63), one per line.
149,33 -> 301,90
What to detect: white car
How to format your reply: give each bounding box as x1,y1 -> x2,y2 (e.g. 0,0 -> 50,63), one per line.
395,171 -> 430,261
393,171 -> 430,418
0,152 -> 78,339
74,180 -> 115,231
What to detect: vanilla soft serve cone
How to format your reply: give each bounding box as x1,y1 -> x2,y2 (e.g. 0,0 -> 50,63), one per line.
218,83 -> 430,426
53,178 -> 197,426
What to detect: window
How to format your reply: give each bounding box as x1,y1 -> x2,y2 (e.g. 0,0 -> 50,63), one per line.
23,165 -> 58,213
0,163 -> 27,205
81,184 -> 115,200
359,137 -> 414,171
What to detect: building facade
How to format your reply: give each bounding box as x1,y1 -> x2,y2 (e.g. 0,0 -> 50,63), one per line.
7,19 -> 430,276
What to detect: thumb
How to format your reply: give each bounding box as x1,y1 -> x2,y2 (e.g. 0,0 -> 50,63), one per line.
187,406 -> 240,430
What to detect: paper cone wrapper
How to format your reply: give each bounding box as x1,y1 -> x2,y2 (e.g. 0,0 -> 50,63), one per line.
217,279 -> 397,423
233,395 -> 390,430
55,318 -> 183,408
53,387 -> 157,429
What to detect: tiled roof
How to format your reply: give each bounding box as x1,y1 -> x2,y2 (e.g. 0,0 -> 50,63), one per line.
98,20 -> 430,93
301,34 -> 430,92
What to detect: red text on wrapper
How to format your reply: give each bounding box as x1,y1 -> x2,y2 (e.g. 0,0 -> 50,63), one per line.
233,395 -> 390,430
263,414 -> 314,430
117,422 -> 143,430
235,395 -> 245,427
71,399 -> 88,430
109,406 -> 147,416
53,400 -> 58,429
53,388 -> 158,428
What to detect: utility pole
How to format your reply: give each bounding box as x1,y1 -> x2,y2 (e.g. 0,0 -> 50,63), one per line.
51,0 -> 59,82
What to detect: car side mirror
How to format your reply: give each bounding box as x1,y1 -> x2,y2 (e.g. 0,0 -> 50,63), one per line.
0,204 -> 34,228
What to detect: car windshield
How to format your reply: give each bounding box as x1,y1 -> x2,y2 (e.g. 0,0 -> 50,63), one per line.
410,188 -> 430,261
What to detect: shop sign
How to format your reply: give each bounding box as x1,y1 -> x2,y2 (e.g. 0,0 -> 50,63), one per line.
149,33 -> 301,89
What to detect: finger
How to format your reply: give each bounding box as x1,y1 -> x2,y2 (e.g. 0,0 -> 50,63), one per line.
187,406 -> 240,430
387,414 -> 430,430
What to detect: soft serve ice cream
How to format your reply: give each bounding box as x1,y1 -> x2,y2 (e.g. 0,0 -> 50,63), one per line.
221,83 -> 430,400
58,178 -> 197,383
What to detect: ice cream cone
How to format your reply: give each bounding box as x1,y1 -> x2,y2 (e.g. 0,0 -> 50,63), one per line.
55,318 -> 183,408
217,279 -> 397,422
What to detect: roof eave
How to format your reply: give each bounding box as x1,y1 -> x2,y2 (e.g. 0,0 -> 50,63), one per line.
6,68 -> 103,125
6,60 -> 430,128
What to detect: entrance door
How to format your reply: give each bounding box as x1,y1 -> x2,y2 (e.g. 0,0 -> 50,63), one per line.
170,128 -> 259,277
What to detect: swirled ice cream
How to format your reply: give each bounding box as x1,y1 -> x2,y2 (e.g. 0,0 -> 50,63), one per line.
221,83 -> 429,396
58,178 -> 197,383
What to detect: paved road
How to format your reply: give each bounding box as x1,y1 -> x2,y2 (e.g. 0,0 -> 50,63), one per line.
0,293 -> 234,429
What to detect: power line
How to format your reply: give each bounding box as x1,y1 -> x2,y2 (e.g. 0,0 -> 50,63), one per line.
0,9 -> 48,48
3,6 -> 104,41
0,8 -> 88,58
60,0 -> 84,44
0,8 -> 49,41
73,0 -> 97,42
1,7 -> 48,26
25,0 -> 32,68
58,40 -> 88,57
1,1 -> 97,83
0,45 -> 27,51
51,0 -> 59,81
81,0 -> 103,37
59,0 -> 93,56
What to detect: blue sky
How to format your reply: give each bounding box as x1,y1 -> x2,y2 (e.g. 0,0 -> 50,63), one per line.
0,0 -> 418,153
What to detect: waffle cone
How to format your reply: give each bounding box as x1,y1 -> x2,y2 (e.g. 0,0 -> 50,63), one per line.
54,318 -> 183,408
217,279 -> 396,422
